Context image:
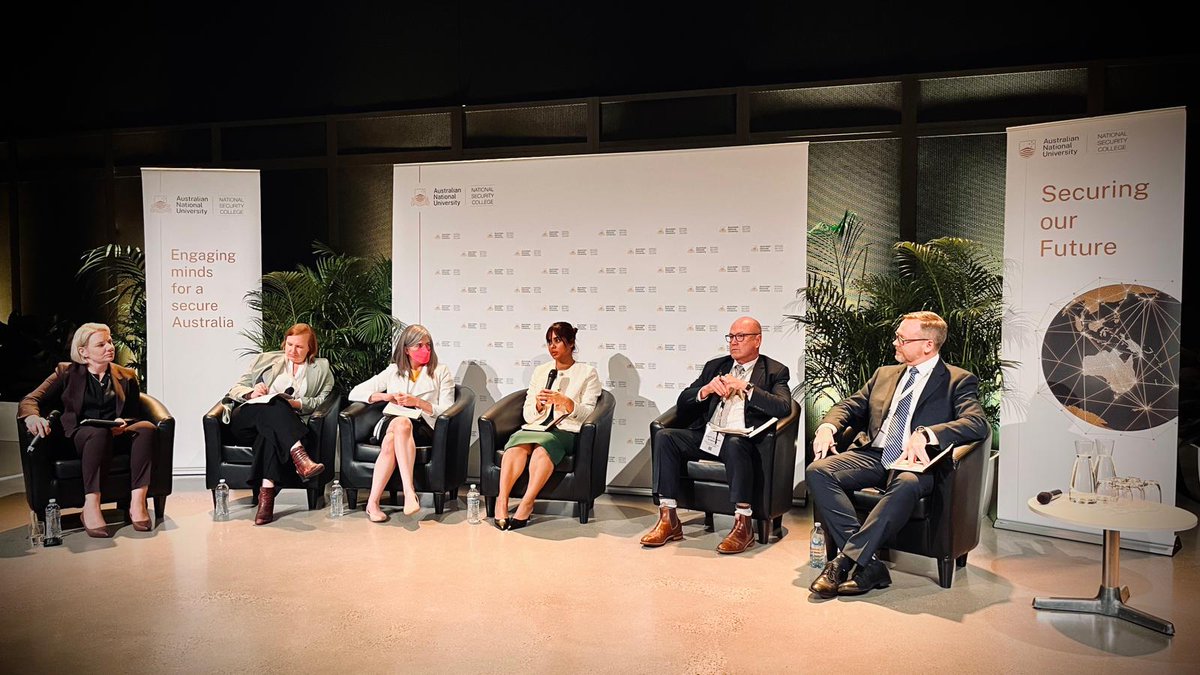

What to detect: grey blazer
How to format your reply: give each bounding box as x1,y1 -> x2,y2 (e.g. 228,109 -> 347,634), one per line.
227,351 -> 335,421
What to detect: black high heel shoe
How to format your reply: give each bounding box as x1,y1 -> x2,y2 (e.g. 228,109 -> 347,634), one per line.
507,517 -> 529,530
493,517 -> 509,531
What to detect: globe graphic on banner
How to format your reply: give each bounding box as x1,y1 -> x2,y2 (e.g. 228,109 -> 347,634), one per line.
1041,283 -> 1180,431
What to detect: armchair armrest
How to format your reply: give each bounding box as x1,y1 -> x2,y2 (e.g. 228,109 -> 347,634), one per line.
478,390 -> 527,440
437,392 -> 474,423
340,400 -> 387,441
140,394 -> 173,427
309,391 -> 342,426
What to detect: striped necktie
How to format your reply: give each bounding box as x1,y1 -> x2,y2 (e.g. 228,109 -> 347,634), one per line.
882,366 -> 920,465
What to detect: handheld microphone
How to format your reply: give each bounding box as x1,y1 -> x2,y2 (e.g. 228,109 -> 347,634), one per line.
544,369 -> 558,390
1036,489 -> 1063,504
285,386 -> 295,395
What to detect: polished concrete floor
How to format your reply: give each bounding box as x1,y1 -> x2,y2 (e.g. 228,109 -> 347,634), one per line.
1,476 -> 1198,673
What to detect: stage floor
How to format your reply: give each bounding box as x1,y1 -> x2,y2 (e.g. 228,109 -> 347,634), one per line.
1,476 -> 1197,672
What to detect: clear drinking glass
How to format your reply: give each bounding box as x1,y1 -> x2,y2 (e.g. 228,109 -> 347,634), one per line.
1096,477 -> 1120,503
1115,477 -> 1145,504
1070,441 -> 1097,504
1139,479 -> 1162,503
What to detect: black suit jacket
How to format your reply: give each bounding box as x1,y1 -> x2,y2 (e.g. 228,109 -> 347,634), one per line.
821,358 -> 988,456
18,362 -> 144,437
677,354 -> 793,432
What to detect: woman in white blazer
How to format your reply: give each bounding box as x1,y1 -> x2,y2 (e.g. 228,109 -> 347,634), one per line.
226,323 -> 335,525
348,324 -> 455,522
494,321 -> 602,530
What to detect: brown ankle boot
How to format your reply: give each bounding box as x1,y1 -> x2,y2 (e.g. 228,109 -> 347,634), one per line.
289,445 -> 324,481
716,513 -> 756,554
640,505 -> 683,547
254,487 -> 276,525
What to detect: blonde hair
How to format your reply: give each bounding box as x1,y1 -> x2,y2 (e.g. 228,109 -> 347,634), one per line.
70,323 -> 112,364
902,311 -> 948,348
392,324 -> 437,376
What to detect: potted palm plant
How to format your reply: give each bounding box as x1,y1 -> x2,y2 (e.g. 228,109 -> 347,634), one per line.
241,242 -> 403,389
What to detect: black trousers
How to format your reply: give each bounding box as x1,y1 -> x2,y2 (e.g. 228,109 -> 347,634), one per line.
805,446 -> 935,564
653,427 -> 757,506
230,398 -> 309,484
71,421 -> 156,495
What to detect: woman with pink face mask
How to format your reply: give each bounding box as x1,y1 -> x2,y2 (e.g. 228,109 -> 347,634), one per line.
348,324 -> 456,522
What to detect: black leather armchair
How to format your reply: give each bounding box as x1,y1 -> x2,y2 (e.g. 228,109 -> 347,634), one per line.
203,392 -> 342,509
650,398 -> 801,544
18,394 -> 176,520
479,389 -> 615,524
826,425 -> 993,588
337,385 -> 476,514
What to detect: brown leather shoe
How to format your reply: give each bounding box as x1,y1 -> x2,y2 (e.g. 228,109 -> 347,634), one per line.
716,513 -> 756,554
640,505 -> 683,547
254,487 -> 276,525
289,445 -> 325,481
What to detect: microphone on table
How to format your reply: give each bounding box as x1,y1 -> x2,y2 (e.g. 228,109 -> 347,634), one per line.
1036,489 -> 1063,504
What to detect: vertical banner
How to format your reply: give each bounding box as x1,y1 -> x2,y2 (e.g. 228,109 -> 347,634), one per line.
998,109 -> 1185,553
142,169 -> 262,473
393,145 -> 807,491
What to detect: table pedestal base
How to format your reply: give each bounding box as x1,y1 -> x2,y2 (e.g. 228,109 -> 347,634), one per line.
1033,529 -> 1175,636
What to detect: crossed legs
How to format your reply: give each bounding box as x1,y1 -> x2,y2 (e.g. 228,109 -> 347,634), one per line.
366,416 -> 422,519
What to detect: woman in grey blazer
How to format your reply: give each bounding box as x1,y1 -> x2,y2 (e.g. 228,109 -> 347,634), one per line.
226,323 -> 335,525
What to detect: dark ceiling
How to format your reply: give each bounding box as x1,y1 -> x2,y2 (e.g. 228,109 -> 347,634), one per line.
3,2 -> 1193,138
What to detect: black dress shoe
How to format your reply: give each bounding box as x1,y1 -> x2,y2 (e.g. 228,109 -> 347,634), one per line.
838,559 -> 892,596
810,554 -> 851,598
493,518 -> 509,531
507,517 -> 529,530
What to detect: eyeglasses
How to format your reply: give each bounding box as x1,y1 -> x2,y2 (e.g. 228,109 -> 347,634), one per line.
893,334 -> 928,345
725,333 -> 761,343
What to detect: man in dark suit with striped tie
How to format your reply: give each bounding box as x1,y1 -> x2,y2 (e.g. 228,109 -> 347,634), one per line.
807,311 -> 988,597
640,316 -> 794,554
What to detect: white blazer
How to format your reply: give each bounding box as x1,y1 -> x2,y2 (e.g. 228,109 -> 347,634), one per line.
522,361 -> 602,434
348,363 -> 456,428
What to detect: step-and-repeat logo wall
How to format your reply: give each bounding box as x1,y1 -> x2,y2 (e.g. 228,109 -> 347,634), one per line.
393,145 -> 808,489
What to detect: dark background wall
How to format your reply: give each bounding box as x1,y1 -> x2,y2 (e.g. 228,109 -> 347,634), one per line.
2,3 -> 1196,352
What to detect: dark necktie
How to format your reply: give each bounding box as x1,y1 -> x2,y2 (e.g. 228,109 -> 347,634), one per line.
882,367 -> 920,465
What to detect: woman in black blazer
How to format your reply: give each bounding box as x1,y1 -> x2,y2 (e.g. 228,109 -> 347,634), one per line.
19,323 -> 158,538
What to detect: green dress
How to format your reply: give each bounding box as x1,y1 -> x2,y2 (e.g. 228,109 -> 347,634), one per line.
504,428 -> 576,466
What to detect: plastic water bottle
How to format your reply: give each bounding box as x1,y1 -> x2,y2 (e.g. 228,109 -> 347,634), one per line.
328,480 -> 346,518
466,484 -> 481,524
44,499 -> 62,547
214,479 -> 230,521
809,521 -> 826,568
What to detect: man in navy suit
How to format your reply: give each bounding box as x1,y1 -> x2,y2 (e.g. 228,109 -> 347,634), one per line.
640,316 -> 794,554
808,311 -> 988,597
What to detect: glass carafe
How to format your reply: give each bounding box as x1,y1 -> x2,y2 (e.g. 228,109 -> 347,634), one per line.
1069,441 -> 1097,504
1091,438 -> 1117,502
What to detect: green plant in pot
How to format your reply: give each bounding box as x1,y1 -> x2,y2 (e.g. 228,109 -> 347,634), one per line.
242,242 -> 403,388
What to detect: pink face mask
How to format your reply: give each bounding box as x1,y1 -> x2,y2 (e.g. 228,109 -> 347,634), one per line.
410,345 -> 432,367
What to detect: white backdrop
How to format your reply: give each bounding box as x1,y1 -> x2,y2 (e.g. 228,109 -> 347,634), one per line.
392,144 -> 808,490
998,109 -> 1185,552
143,168 -> 262,472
